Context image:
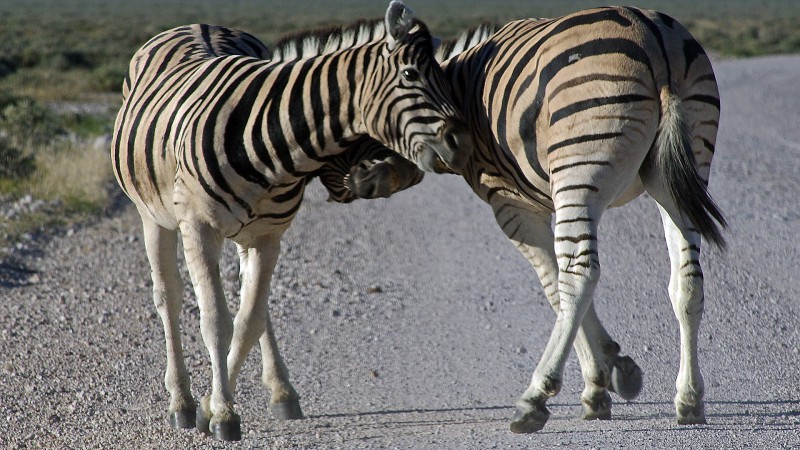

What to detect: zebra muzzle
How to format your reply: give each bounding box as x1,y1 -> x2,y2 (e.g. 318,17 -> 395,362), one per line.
423,119 -> 473,174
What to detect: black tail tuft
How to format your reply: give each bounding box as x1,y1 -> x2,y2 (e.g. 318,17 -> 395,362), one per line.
657,88 -> 727,249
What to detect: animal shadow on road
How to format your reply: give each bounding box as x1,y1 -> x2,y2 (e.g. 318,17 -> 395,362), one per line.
0,260 -> 38,288
263,400 -> 800,446
265,404 -> 520,444
308,404 -> 512,421
613,399 -> 800,430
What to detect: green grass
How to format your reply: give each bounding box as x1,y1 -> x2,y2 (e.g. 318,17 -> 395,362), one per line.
1,0 -> 799,251
2,1 -> 799,103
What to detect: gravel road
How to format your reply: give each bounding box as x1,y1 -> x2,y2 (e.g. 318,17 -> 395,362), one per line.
1,55 -> 799,449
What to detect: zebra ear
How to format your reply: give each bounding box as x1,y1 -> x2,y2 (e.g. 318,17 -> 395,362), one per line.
385,1 -> 415,50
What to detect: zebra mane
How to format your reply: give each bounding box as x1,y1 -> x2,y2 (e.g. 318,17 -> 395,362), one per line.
435,21 -> 499,62
270,19 -> 389,62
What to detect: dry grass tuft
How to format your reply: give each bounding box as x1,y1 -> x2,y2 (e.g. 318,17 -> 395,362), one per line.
23,141 -> 112,210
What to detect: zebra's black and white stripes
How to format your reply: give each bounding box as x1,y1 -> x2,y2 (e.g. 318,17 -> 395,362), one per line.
435,21 -> 498,62
322,6 -> 725,432
313,21 -> 499,203
315,134 -> 424,203
111,2 -> 472,441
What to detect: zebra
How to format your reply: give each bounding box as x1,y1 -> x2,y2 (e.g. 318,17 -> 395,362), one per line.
322,6 -> 726,433
110,1 -> 473,440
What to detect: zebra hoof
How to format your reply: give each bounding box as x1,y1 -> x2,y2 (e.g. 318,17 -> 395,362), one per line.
609,355 -> 643,400
582,390 -> 612,420
509,399 -> 549,433
211,417 -> 242,441
676,399 -> 706,425
195,395 -> 242,440
196,401 -> 211,436
168,408 -> 196,430
271,399 -> 304,420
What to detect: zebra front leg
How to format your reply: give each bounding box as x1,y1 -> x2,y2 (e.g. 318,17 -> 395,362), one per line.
583,306 -> 643,404
142,216 -> 196,429
656,202 -> 708,424
179,220 -> 240,441
256,239 -> 303,421
510,202 -> 602,433
347,154 -> 424,199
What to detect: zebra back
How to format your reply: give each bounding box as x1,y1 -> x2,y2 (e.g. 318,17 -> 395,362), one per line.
121,24 -> 272,101
435,22 -> 499,62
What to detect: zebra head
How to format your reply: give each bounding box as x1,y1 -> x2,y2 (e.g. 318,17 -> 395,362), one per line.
359,1 -> 473,174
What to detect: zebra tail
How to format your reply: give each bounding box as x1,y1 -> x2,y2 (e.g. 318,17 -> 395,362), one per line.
655,86 -> 728,249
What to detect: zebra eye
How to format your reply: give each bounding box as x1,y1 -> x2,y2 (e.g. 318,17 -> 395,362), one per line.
402,68 -> 420,82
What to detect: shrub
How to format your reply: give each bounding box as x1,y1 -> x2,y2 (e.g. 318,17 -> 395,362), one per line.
0,138 -> 35,180
0,58 -> 15,79
0,95 -> 64,148
50,50 -> 93,71
61,112 -> 113,138
91,62 -> 127,92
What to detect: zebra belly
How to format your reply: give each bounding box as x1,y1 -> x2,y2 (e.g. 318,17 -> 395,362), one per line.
172,172 -> 302,243
112,132 -> 181,230
129,185 -> 180,230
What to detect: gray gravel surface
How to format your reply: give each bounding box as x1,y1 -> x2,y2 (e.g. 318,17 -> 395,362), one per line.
1,55 -> 799,449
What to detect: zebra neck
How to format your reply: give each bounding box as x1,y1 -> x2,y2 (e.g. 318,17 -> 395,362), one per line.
269,44 -> 383,165
440,52 -> 480,114
438,51 -> 499,189
328,42 -> 385,154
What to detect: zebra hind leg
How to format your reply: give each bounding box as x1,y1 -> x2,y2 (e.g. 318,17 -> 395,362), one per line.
179,220 -> 241,441
496,202 -> 615,432
492,202 -> 640,422
649,195 -> 708,425
141,217 -> 196,430
510,205 -> 603,432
